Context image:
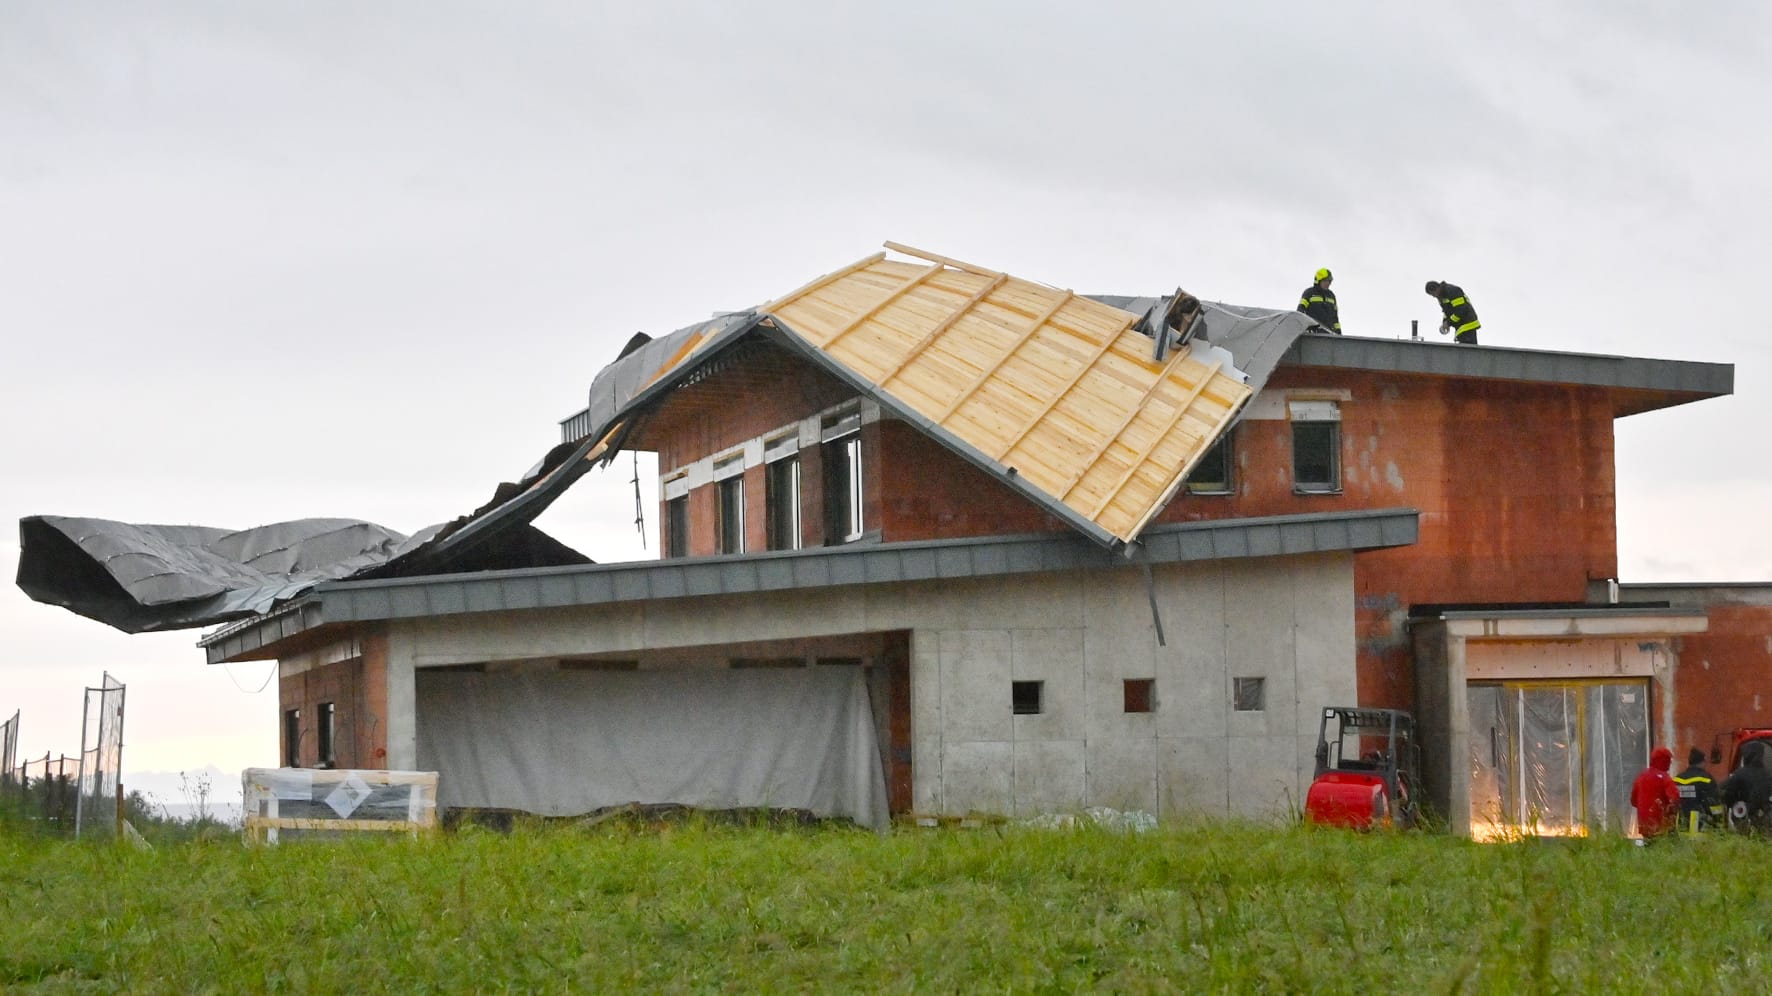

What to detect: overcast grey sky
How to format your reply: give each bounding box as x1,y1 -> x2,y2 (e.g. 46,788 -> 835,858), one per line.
3,2 -> 1767,786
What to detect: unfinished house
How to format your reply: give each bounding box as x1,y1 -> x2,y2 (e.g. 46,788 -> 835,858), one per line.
18,242 -> 1746,836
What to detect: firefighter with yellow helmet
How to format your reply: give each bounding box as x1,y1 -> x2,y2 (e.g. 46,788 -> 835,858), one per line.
1297,268 -> 1340,334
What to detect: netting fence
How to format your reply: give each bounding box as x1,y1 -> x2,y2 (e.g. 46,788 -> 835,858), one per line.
1,673 -> 128,838
75,673 -> 127,839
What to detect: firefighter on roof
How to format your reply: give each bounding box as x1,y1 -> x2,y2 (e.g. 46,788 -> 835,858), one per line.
1425,280 -> 1481,344
1297,268 -> 1340,334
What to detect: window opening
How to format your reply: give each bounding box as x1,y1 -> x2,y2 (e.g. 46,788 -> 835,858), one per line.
665,496 -> 688,559
766,454 -> 802,551
1185,430 -> 1234,495
1124,678 -> 1156,713
317,702 -> 336,768
1233,677 -> 1266,712
825,433 -> 864,543
1289,400 -> 1341,494
718,476 -> 745,554
283,708 -> 301,767
1012,680 -> 1044,716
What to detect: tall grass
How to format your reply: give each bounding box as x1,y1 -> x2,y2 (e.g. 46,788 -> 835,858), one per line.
0,819 -> 1762,992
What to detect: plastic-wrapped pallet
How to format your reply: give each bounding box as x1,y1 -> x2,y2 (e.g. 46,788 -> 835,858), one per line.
242,768 -> 438,843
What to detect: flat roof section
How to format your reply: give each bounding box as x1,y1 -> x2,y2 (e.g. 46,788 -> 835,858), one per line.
1284,335 -> 1732,416
202,507 -> 1419,664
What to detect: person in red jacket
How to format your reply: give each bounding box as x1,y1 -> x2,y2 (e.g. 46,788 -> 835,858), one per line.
1631,746 -> 1681,840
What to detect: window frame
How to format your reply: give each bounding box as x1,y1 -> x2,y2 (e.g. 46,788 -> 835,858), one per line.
717,474 -> 745,555
1232,677 -> 1267,712
1012,680 -> 1044,716
317,701 -> 336,768
1185,428 -> 1236,495
283,708 -> 301,768
1289,400 -> 1342,495
765,451 -> 802,551
664,495 -> 689,559
824,432 -> 865,544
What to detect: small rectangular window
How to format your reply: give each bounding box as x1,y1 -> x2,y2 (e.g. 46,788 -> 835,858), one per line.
1185,430 -> 1234,495
665,496 -> 689,559
317,702 -> 336,768
1123,678 -> 1155,713
718,476 -> 745,554
1233,677 -> 1266,712
1290,401 -> 1341,494
283,708 -> 301,767
1012,680 -> 1044,716
766,455 -> 802,551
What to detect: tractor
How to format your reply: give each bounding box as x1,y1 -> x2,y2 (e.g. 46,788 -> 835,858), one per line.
1304,706 -> 1421,830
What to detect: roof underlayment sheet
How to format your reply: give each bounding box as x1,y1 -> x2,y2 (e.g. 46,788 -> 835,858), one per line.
758,245 -> 1254,545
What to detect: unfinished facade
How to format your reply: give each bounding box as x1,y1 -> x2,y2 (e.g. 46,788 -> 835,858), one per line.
21,243 -> 1750,835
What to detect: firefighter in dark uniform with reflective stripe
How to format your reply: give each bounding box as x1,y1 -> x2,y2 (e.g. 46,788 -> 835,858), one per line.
1673,747 -> 1722,832
1298,268 -> 1340,334
1425,280 -> 1480,344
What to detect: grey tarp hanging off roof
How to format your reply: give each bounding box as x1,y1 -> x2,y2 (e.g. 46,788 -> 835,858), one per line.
12,316 -> 767,635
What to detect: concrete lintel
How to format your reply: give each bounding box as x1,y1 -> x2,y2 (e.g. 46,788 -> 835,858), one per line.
1439,612 -> 1708,640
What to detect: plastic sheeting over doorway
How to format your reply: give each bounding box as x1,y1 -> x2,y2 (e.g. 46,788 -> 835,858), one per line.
1467,681 -> 1649,838
415,666 -> 890,830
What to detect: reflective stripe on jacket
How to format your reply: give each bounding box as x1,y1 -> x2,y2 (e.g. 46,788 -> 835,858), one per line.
1297,284 -> 1340,331
1435,283 -> 1480,334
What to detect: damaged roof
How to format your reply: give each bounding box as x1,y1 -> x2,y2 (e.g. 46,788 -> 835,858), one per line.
16,240 -> 1733,637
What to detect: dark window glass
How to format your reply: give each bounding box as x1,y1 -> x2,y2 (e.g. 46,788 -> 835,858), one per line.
317,702 -> 336,767
766,456 -> 801,551
1233,677 -> 1266,712
824,434 -> 864,543
1012,680 -> 1044,716
1292,421 -> 1341,492
665,496 -> 688,559
1186,431 -> 1234,494
718,477 -> 744,554
283,708 -> 301,767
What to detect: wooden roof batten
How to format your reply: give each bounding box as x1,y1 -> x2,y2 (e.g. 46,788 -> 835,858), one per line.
758,241 -> 1254,547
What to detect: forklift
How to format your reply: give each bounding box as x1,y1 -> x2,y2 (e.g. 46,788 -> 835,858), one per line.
1304,706 -> 1422,830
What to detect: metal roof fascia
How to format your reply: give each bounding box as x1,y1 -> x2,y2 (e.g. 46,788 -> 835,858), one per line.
1285,336 -> 1733,398
206,509 -> 1418,658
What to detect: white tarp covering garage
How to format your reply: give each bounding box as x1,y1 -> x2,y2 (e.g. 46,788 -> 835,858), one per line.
415,666 -> 890,829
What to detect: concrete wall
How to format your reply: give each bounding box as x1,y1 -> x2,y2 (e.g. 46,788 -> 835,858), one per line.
365,550 -> 1356,821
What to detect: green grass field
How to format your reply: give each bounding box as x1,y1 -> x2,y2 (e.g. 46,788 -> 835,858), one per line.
0,820 -> 1763,993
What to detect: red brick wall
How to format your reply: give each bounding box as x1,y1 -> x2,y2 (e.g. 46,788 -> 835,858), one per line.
1150,369 -> 1618,710
1673,604 -> 1772,754
875,420 -> 1068,541
640,349 -> 1624,714
278,629 -> 389,769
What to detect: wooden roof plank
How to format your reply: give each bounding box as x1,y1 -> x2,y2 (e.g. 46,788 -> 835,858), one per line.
758,253 -> 886,315
882,240 -> 1004,279
1058,356 -> 1223,501
935,289 -> 1075,424
876,273 -> 1010,387
991,315 -> 1137,462
821,263 -> 947,350
1088,372 -> 1246,521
